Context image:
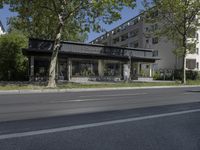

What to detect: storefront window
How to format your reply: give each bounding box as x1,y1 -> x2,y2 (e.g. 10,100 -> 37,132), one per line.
34,60 -> 49,78
104,62 -> 121,76
72,60 -> 98,77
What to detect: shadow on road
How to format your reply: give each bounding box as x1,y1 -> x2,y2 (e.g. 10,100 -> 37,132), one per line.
185,90 -> 200,93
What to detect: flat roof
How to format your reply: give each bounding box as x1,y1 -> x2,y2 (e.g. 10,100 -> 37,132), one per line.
30,38 -> 154,52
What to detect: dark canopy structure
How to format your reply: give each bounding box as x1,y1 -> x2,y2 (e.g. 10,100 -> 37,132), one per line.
23,38 -> 160,82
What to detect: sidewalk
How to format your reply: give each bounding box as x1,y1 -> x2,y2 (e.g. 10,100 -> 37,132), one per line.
0,85 -> 200,95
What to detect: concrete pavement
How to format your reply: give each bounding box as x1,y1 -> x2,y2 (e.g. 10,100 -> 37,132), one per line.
0,86 -> 200,122
0,87 -> 200,149
0,85 -> 200,95
0,102 -> 200,150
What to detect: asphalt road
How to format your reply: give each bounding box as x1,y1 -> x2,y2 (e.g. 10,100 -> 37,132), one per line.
0,87 -> 200,149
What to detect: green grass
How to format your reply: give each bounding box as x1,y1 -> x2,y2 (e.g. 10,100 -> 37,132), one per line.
186,80 -> 200,85
0,84 -> 45,90
57,81 -> 182,89
0,80 -> 199,90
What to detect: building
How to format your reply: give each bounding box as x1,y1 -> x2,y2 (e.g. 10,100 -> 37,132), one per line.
23,38 -> 159,82
0,20 -> 5,35
90,11 -> 200,73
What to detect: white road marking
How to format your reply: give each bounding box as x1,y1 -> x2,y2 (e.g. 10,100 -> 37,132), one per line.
49,93 -> 148,103
183,92 -> 199,95
0,108 -> 200,140
79,93 -> 148,98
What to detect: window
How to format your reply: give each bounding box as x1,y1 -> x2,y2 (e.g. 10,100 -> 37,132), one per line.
130,29 -> 139,38
121,44 -> 128,48
130,41 -> 139,48
186,59 -> 196,69
121,23 -> 129,31
152,37 -> 159,44
196,33 -> 199,41
134,42 -> 139,48
121,33 -> 128,41
197,48 -> 199,54
72,60 -> 98,77
146,39 -> 149,43
197,62 -> 199,69
116,27 -> 121,33
152,10 -> 159,18
153,50 -> 158,57
134,18 -> 139,25
113,37 -> 120,44
104,62 -> 121,76
151,24 -> 158,32
103,42 -> 108,46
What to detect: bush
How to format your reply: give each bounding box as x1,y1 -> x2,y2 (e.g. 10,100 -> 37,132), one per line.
153,71 -> 162,80
0,32 -> 28,81
186,70 -> 200,80
174,70 -> 182,80
154,69 -> 200,81
174,70 -> 200,80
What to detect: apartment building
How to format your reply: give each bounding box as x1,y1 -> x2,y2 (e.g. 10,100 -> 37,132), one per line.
0,20 -> 5,35
90,11 -> 200,73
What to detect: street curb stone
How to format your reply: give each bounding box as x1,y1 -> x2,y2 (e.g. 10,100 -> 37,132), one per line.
0,85 -> 200,95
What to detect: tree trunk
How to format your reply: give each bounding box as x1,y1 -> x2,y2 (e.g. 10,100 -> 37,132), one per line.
182,55 -> 186,84
182,35 -> 187,84
47,22 -> 64,88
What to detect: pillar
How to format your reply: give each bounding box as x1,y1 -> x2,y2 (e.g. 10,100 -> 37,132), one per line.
137,62 -> 141,77
98,60 -> 104,77
30,56 -> 34,81
67,59 -> 72,81
149,64 -> 153,78
123,63 -> 130,81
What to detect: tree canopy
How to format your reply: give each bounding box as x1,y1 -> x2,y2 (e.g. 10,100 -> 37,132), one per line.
0,0 -> 137,87
144,0 -> 200,83
1,0 -> 136,41
0,32 -> 28,81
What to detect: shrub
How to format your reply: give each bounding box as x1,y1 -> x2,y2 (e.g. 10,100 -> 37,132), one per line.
186,70 -> 200,80
0,32 -> 28,81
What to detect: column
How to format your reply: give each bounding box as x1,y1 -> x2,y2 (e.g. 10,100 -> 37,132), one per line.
123,63 -> 130,81
137,62 -> 140,77
98,60 -> 104,77
67,59 -> 72,81
149,64 -> 152,78
30,56 -> 34,81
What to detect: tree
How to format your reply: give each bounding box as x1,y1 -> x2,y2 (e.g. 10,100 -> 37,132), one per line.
0,32 -> 28,81
7,15 -> 88,42
1,0 -> 136,87
144,0 -> 200,84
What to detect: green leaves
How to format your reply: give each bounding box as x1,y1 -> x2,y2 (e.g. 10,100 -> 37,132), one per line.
0,32 -> 28,81
1,0 -> 136,41
144,0 -> 200,54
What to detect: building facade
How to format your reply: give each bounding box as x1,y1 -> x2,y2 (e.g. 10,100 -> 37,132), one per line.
23,38 -> 159,82
90,12 -> 200,73
0,20 -> 5,35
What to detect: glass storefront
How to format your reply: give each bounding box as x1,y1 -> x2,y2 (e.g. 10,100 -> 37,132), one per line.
104,61 -> 121,77
72,59 -> 98,77
34,59 -> 50,81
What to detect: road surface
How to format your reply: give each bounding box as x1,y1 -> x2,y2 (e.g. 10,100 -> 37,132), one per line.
0,87 -> 200,149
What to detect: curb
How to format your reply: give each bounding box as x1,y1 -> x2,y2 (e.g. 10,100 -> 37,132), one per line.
0,85 -> 200,95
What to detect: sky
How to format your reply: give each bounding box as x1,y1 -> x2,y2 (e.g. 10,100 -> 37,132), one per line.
0,1 -> 144,43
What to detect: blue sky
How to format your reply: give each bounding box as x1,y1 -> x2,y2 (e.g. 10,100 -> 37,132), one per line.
0,1 -> 143,43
